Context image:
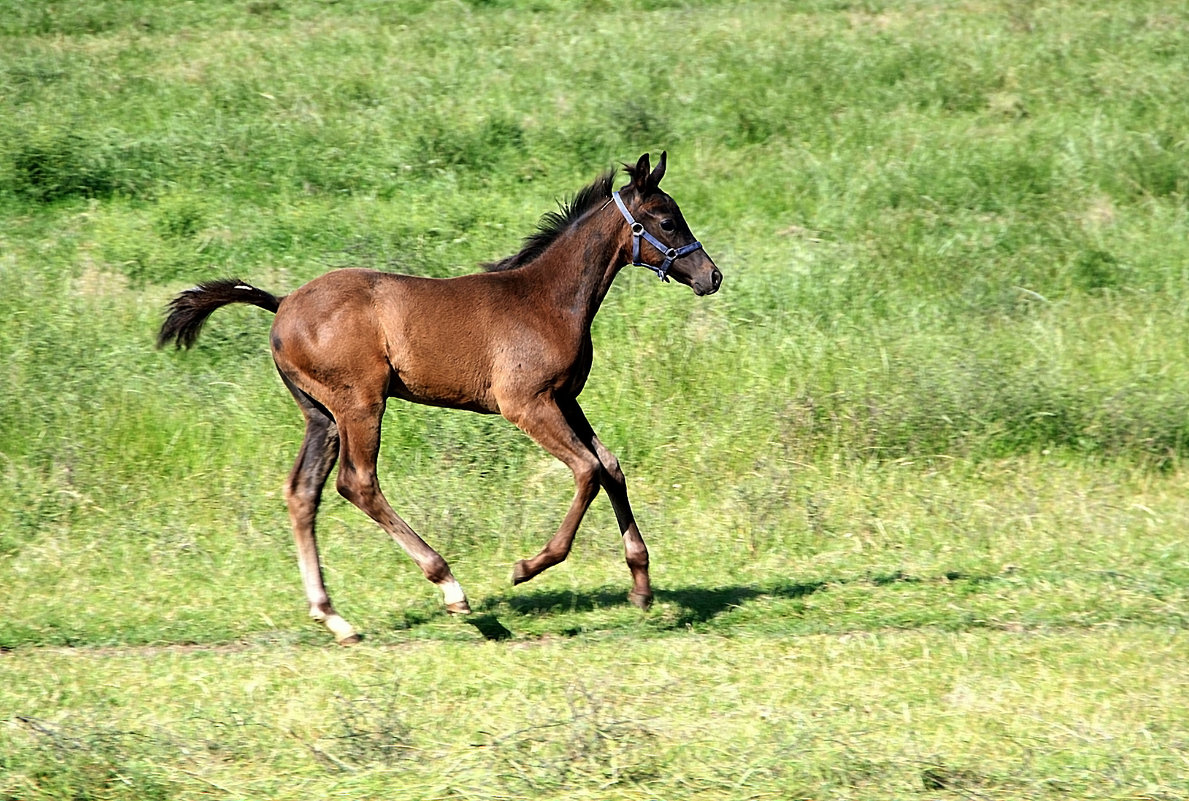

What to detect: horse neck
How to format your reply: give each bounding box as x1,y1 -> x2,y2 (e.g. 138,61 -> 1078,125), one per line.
520,207 -> 626,329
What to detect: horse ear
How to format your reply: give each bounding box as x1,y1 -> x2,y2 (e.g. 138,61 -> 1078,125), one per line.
646,150 -> 667,190
627,153 -> 651,191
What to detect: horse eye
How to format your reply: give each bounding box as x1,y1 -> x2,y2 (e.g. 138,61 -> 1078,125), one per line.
660,219 -> 675,232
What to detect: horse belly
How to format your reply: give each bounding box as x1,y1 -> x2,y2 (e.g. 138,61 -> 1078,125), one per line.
383,325 -> 501,412
387,361 -> 499,413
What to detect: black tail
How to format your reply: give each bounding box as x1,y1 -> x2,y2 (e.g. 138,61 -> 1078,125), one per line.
156,278 -> 282,350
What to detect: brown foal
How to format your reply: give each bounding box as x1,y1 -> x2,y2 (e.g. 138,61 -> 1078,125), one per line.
158,152 -> 721,644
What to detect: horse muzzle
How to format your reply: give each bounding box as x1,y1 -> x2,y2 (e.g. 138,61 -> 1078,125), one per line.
702,266 -> 723,295
690,261 -> 722,296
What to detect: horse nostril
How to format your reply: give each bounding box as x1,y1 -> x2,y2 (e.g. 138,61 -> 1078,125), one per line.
712,269 -> 722,290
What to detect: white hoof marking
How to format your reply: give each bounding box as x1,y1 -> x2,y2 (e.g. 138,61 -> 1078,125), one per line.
439,580 -> 467,607
324,614 -> 357,642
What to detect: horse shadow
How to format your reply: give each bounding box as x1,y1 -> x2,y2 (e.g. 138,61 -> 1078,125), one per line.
464,569 -> 995,641
468,578 -> 821,640
464,581 -> 821,640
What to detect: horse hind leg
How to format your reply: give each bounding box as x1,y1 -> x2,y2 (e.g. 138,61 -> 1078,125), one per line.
333,404 -> 471,615
281,381 -> 360,644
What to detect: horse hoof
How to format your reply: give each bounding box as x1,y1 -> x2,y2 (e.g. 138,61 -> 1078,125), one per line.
447,600 -> 473,615
511,560 -> 532,585
336,633 -> 362,646
629,591 -> 653,611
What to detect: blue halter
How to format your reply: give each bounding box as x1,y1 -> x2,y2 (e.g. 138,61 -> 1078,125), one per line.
611,191 -> 704,282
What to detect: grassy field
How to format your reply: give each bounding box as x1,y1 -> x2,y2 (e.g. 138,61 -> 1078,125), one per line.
3,0 -> 1189,798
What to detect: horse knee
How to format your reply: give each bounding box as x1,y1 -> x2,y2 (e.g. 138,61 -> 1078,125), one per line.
602,462 -> 626,490
593,445 -> 626,488
573,455 -> 602,496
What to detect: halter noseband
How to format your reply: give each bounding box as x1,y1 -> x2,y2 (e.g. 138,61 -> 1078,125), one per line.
611,191 -> 703,282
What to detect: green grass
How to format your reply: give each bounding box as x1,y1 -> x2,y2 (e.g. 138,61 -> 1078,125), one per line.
3,0 -> 1189,798
4,628 -> 1187,800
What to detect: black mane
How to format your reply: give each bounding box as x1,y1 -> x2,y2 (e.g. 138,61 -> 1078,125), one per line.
483,169 -> 617,272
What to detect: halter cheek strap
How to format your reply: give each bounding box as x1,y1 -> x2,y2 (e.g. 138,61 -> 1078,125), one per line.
612,191 -> 703,282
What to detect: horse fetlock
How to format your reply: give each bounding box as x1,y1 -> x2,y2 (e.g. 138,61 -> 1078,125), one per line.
625,549 -> 650,572
422,554 -> 453,585
511,559 -> 534,585
309,607 -> 359,644
628,590 -> 654,611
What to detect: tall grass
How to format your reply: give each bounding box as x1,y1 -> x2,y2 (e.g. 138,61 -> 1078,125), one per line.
3,0 -> 1188,476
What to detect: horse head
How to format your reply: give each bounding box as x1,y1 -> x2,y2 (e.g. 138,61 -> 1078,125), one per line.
615,151 -> 722,296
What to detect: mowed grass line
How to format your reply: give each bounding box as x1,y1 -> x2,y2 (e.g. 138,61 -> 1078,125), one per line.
3,628 -> 1186,800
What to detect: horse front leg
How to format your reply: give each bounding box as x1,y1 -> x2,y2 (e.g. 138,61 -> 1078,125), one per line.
503,396 -> 603,585
562,400 -> 652,609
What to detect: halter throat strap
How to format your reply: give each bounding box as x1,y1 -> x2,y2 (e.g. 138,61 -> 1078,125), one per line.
611,191 -> 703,282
